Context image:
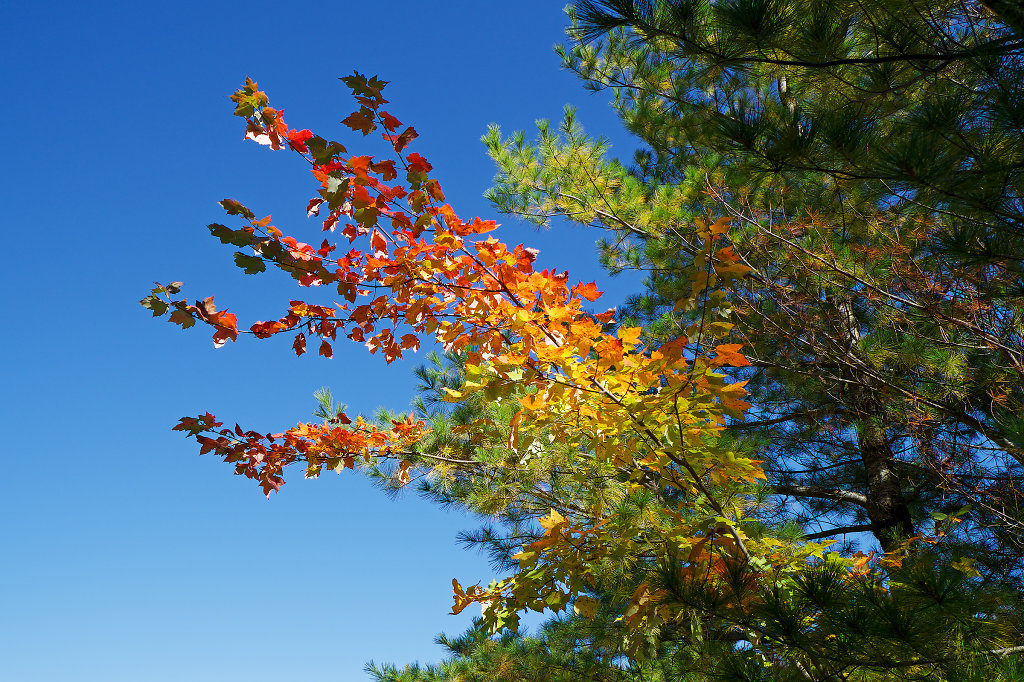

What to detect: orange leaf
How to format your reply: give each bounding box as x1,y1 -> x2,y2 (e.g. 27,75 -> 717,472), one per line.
709,217 -> 730,236
574,281 -> 603,302
713,343 -> 751,367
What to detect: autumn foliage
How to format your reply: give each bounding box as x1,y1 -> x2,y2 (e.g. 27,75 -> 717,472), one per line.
143,74 -> 840,635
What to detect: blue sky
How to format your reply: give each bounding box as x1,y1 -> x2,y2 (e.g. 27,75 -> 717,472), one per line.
1,2 -> 646,680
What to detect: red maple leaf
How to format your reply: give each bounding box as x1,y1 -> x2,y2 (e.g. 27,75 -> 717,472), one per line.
287,129 -> 313,152
393,126 -> 418,153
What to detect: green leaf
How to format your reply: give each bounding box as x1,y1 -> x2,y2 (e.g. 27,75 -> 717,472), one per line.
307,136 -> 348,164
219,198 -> 255,219
233,252 -> 266,275
544,591 -> 566,609
209,223 -> 252,248
168,308 -> 195,329
325,175 -> 350,211
139,295 -> 168,317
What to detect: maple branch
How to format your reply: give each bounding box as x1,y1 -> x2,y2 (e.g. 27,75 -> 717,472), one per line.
671,391 -> 753,562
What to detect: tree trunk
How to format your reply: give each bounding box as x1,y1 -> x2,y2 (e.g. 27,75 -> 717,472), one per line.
833,294 -> 915,551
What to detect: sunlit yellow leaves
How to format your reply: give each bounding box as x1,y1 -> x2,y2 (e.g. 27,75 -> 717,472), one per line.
538,508 -> 567,532
617,326 -> 643,346
451,578 -> 483,615
952,556 -> 982,578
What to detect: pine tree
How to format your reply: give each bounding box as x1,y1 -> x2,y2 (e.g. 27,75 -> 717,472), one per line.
485,0 -> 1024,574
475,1 -> 1024,675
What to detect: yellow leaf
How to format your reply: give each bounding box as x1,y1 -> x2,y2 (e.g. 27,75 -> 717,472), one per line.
450,578 -> 471,615
539,509 -> 566,531
618,326 -> 642,345
952,557 -> 982,578
573,595 -> 599,618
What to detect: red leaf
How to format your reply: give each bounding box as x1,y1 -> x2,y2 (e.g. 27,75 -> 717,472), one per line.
379,111 -> 403,131
393,126 -> 418,153
287,128 -> 313,152
212,325 -> 238,348
370,229 -> 388,257
307,198 -> 324,217
341,108 -> 375,135
425,179 -> 444,202
406,152 -> 432,173
293,333 -> 306,356
370,160 -> 398,181
319,340 -> 333,358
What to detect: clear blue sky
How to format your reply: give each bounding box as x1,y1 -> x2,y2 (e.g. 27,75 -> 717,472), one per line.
1,2 -> 640,680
